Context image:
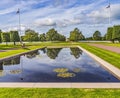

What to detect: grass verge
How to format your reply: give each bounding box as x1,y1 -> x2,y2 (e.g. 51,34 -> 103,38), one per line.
0,42 -> 120,97
0,46 -> 44,58
0,88 -> 120,98
79,43 -> 120,69
90,42 -> 120,47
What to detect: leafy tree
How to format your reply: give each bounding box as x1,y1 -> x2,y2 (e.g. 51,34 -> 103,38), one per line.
23,29 -> 39,42
10,31 -> 20,45
57,33 -> 66,41
85,37 -> 93,40
93,30 -> 101,40
102,34 -> 106,41
0,30 -> 2,43
39,33 -> 46,41
69,28 -> 85,41
46,28 -> 66,41
1,32 -> 10,45
112,25 -> 120,42
106,27 -> 113,42
46,28 -> 58,41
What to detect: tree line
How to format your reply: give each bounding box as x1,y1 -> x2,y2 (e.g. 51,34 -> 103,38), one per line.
0,25 -> 120,45
0,28 -> 66,45
86,25 -> 120,43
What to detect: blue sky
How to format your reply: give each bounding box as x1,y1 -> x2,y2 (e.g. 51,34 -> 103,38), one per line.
0,0 -> 120,37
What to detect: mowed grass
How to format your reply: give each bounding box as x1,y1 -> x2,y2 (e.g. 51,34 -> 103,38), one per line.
0,42 -> 120,97
0,42 -> 78,59
0,88 -> 120,98
91,42 -> 120,47
0,44 -> 21,50
0,45 -> 44,58
79,43 -> 120,69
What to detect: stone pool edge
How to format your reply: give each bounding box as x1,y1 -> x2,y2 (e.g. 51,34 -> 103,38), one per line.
0,47 -> 46,63
0,45 -> 120,88
77,46 -> 120,80
0,83 -> 120,88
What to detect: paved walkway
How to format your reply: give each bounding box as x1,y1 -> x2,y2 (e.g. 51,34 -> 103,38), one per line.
89,44 -> 120,54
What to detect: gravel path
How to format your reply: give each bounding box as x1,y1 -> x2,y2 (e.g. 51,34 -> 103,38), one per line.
0,50 -> 6,52
89,44 -> 120,54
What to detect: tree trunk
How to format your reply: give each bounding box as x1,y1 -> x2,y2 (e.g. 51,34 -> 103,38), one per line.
6,42 -> 8,45
14,41 -> 16,45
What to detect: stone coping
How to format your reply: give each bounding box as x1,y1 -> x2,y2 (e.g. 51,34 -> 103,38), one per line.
0,45 -> 120,88
0,47 -> 45,63
0,83 -> 120,88
77,46 -> 120,80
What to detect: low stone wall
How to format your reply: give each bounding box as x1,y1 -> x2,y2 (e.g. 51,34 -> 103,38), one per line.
77,46 -> 120,80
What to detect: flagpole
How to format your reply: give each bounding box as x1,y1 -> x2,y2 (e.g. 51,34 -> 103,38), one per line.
108,0 -> 111,25
18,8 -> 22,44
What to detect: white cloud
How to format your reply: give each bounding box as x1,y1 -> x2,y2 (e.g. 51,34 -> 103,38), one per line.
0,0 -> 120,37
34,18 -> 56,26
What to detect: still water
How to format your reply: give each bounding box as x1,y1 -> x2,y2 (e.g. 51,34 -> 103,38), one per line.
0,47 -> 120,82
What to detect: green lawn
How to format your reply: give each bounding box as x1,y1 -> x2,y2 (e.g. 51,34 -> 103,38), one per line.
90,42 -> 120,47
79,43 -> 120,69
102,43 -> 120,47
0,42 -> 120,69
0,44 -> 21,50
0,45 -> 44,58
0,88 -> 120,98
0,42 -> 120,97
0,42 -> 78,59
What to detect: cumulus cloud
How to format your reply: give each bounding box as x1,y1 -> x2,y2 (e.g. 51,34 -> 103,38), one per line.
0,0 -> 120,37
34,18 -> 56,26
87,4 -> 120,24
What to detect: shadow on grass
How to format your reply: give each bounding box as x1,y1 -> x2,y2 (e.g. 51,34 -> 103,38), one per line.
23,48 -> 31,50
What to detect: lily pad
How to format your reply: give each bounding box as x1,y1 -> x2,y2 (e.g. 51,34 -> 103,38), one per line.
57,72 -> 75,78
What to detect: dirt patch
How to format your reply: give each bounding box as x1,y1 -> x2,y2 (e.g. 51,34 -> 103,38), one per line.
0,50 -> 6,52
89,44 -> 120,54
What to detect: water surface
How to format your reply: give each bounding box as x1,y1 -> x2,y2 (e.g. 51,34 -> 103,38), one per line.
0,47 -> 120,82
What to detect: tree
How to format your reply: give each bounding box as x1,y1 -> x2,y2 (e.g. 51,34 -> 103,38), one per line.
112,25 -> 120,42
57,33 -> 66,41
69,28 -> 85,41
10,31 -> 20,45
39,33 -> 46,41
85,37 -> 93,40
102,34 -> 106,41
106,27 -> 113,42
23,29 -> 39,42
93,30 -> 101,40
46,28 -> 58,41
0,30 -> 2,43
1,32 -> 10,45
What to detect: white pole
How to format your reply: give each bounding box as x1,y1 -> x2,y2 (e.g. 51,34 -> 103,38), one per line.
18,8 -> 22,44
108,0 -> 111,25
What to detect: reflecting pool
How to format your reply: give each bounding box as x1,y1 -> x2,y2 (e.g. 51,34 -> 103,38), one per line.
0,47 -> 120,82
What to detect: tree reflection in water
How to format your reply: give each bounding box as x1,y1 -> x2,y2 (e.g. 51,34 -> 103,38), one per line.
3,56 -> 20,66
70,47 -> 82,59
9,70 -> 22,74
47,48 -> 62,59
26,50 -> 39,59
0,62 -> 5,77
40,48 -> 46,54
